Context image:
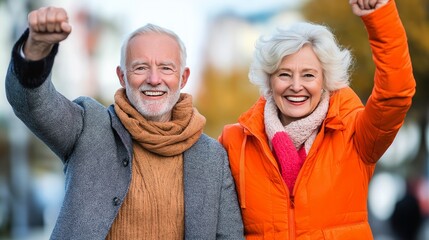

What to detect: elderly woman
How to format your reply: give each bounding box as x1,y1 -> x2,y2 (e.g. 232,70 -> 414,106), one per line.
219,0 -> 415,239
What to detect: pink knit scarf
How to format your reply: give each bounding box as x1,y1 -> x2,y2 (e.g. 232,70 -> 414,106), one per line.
264,92 -> 329,193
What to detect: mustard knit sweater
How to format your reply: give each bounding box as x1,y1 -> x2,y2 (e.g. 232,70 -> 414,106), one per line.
106,89 -> 205,239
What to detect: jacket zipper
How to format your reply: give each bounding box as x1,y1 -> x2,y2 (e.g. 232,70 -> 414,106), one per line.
289,195 -> 296,240
243,125 -> 298,239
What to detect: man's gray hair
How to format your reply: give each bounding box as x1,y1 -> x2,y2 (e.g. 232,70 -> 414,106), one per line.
119,23 -> 187,74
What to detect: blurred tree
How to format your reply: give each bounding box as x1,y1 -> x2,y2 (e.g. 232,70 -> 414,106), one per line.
196,66 -> 259,138
301,0 -> 429,175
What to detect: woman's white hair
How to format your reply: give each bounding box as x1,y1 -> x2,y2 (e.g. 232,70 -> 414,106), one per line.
119,23 -> 187,74
249,22 -> 353,98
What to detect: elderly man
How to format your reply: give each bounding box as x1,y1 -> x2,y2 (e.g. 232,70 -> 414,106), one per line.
5,6 -> 243,240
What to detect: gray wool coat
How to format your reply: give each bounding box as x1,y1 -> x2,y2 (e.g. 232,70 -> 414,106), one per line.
5,31 -> 244,240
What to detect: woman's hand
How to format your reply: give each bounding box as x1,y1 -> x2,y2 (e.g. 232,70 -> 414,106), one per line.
349,0 -> 389,16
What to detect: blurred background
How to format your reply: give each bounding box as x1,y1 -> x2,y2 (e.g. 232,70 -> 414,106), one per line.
0,0 -> 428,239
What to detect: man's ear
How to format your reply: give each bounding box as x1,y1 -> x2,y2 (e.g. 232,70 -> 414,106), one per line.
116,66 -> 126,88
180,67 -> 190,89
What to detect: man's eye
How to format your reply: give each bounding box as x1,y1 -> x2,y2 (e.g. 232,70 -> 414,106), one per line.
160,67 -> 175,75
131,66 -> 149,75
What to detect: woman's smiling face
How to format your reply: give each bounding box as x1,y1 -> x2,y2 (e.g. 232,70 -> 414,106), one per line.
270,44 -> 324,125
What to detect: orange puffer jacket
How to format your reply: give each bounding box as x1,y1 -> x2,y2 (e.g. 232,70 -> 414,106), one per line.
219,1 -> 415,239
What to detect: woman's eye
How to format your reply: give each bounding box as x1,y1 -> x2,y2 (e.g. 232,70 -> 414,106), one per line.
279,73 -> 291,77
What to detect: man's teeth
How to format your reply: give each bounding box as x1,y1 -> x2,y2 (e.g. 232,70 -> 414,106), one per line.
143,91 -> 164,96
286,96 -> 308,102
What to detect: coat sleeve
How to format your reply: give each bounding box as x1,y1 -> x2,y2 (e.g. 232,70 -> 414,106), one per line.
5,30 -> 84,161
354,0 -> 416,163
183,135 -> 244,239
216,146 -> 245,239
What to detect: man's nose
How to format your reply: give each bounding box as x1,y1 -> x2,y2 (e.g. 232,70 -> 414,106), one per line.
145,68 -> 162,85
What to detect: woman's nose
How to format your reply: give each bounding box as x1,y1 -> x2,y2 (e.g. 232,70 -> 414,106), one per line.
290,77 -> 303,91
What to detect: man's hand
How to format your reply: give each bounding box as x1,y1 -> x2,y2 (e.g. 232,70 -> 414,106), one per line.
349,0 -> 389,16
24,7 -> 72,60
